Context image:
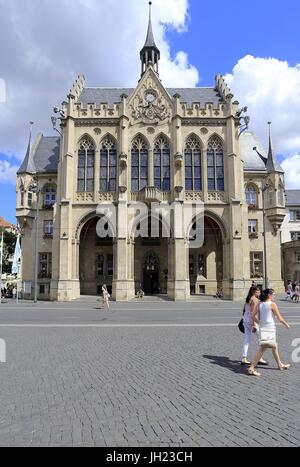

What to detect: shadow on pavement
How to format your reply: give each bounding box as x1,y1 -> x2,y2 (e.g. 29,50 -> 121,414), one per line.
203,355 -> 249,375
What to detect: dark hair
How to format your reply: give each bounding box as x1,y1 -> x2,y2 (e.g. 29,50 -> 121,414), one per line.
246,286 -> 260,304
260,288 -> 275,302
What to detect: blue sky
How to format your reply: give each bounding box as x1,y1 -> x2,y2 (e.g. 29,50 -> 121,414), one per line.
0,0 -> 300,224
168,0 -> 300,85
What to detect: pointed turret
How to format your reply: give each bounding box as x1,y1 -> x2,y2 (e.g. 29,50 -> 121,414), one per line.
266,122 -> 276,173
140,2 -> 160,77
17,123 -> 36,174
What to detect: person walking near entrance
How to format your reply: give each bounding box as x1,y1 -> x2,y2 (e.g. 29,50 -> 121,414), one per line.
248,289 -> 291,377
241,286 -> 268,366
102,285 -> 110,311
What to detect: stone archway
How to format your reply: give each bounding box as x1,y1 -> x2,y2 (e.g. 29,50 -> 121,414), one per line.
79,216 -> 114,296
188,215 -> 224,296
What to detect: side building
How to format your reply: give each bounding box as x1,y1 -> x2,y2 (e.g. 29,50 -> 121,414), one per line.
281,190 -> 300,284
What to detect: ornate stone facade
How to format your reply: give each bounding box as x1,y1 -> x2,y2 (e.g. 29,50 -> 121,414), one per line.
16,10 -> 286,302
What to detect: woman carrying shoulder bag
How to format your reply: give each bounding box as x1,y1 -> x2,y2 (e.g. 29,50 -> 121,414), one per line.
248,289 -> 291,377
241,286 -> 268,366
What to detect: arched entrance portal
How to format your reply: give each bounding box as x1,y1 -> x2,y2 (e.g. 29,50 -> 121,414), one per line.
189,215 -> 224,296
134,217 -> 169,296
79,217 -> 114,296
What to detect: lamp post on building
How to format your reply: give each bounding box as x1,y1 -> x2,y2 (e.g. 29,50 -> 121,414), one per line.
29,179 -> 41,303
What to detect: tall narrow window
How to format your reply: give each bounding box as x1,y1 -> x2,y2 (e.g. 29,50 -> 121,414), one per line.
28,191 -> 33,208
20,186 -> 25,207
154,136 -> 170,191
77,137 -> 95,192
131,136 -> 148,192
100,136 -> 117,192
207,136 -> 224,191
185,135 -> 202,191
278,185 -> 285,207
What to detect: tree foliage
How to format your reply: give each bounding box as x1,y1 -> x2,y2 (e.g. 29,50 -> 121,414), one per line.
0,227 -> 17,274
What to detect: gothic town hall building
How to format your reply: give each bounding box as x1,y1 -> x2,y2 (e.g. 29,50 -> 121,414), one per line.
16,9 -> 286,301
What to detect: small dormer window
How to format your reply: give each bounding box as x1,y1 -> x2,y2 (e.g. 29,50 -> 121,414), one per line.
44,187 -> 56,206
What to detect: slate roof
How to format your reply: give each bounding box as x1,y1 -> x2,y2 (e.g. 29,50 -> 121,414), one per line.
286,190 -> 300,206
18,135 -> 60,175
77,87 -> 224,109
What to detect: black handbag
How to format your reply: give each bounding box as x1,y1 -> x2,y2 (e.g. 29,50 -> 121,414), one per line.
238,318 -> 245,334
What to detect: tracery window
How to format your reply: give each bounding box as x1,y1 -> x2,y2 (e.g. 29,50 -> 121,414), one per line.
246,185 -> 258,207
185,135 -> 202,191
131,136 -> 148,192
100,136 -> 117,192
207,136 -> 224,191
77,137 -> 95,192
154,136 -> 170,191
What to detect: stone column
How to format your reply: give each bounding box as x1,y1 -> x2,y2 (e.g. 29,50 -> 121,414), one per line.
171,201 -> 190,300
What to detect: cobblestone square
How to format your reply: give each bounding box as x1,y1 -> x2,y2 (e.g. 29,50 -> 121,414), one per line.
0,299 -> 299,447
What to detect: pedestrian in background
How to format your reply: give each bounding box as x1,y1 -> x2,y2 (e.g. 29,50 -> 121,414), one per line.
102,284 -> 110,311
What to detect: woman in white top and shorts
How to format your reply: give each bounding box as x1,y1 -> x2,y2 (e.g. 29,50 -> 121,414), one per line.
248,289 -> 290,377
241,286 -> 268,366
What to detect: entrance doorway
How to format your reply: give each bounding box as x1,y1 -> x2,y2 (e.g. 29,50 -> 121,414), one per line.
142,251 -> 160,295
143,270 -> 159,294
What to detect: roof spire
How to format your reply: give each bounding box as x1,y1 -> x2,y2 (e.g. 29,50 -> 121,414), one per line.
17,121 -> 36,175
266,121 -> 276,172
140,1 -> 160,77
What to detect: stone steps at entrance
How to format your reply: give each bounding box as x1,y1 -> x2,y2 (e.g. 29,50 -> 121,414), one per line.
132,295 -> 172,302
188,295 -> 221,302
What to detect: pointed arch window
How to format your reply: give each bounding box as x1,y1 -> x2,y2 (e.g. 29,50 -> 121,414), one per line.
100,136 -> 117,192
154,136 -> 170,191
207,136 -> 224,191
77,137 -> 95,192
185,135 -> 202,191
131,136 -> 148,192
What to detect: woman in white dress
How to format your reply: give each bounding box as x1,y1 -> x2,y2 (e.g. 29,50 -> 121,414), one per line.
248,289 -> 290,377
241,287 -> 268,366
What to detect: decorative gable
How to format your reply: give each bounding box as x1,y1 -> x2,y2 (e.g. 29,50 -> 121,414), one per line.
128,67 -> 172,126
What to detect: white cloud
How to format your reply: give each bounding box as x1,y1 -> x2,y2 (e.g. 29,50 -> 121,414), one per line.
225,55 -> 300,189
0,0 -> 198,169
0,160 -> 18,185
281,155 -> 300,189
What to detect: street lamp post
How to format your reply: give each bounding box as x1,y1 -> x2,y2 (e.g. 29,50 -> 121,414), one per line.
29,180 -> 41,303
262,181 -> 269,290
